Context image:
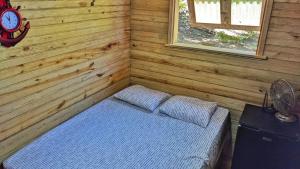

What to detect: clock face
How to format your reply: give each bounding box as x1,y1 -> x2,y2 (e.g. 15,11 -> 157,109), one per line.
1,10 -> 21,31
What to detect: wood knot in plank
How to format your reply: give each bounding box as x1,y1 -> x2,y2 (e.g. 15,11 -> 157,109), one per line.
79,2 -> 88,7
101,42 -> 119,51
91,0 -> 96,6
96,73 -> 105,77
23,46 -> 30,51
89,62 -> 95,67
57,100 -> 66,109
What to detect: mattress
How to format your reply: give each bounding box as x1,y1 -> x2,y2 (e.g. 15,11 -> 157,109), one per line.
4,97 -> 229,169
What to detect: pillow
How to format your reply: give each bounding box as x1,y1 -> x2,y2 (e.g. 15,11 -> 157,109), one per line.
114,85 -> 171,111
159,96 -> 217,127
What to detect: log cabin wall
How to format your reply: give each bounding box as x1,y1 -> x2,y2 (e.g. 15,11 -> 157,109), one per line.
0,0 -> 130,162
130,0 -> 300,140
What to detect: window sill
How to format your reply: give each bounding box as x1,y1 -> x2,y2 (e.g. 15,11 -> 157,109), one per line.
166,43 -> 268,60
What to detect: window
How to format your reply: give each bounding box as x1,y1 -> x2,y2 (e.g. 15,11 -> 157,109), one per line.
168,0 -> 274,57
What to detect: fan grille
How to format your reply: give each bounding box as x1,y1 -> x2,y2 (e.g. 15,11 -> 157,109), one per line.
270,79 -> 296,115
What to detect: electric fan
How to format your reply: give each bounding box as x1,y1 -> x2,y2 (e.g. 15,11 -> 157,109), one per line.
270,79 -> 299,123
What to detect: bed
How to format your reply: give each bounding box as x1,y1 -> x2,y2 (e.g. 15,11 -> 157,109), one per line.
2,89 -> 231,169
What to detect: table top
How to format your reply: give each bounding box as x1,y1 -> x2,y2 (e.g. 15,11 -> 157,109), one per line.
240,104 -> 300,141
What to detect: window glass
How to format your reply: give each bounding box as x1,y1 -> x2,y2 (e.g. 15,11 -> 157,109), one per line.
194,0 -> 221,24
231,0 -> 263,26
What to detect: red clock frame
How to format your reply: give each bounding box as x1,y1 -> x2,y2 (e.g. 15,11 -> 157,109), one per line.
0,8 -> 22,33
0,0 -> 30,47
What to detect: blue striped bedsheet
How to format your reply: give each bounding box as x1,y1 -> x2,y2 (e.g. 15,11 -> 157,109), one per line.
4,97 -> 229,169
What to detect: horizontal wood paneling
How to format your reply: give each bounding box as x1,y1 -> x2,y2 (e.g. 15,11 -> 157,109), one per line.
0,0 -> 130,162
130,0 -> 300,140
1,0 -> 299,164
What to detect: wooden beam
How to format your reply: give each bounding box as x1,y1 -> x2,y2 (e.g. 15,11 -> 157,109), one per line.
168,0 -> 179,44
257,0 -> 275,57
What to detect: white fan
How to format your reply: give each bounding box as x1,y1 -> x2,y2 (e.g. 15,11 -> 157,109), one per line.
270,79 -> 299,123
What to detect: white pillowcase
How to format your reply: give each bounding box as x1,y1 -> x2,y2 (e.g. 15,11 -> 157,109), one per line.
159,96 -> 218,127
114,85 -> 171,111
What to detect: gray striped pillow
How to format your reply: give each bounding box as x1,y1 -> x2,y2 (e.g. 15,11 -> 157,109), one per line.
159,96 -> 217,128
114,85 -> 171,111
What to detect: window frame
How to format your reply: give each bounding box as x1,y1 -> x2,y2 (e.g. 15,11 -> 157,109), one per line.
168,0 -> 274,58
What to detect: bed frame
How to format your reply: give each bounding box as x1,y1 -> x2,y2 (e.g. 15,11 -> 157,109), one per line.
0,114 -> 233,169
215,113 -> 233,169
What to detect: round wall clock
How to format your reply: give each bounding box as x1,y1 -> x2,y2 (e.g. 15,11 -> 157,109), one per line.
1,9 -> 22,32
0,0 -> 30,48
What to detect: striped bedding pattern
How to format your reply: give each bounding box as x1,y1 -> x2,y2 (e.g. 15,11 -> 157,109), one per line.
159,96 -> 218,128
114,85 -> 171,111
4,98 -> 229,169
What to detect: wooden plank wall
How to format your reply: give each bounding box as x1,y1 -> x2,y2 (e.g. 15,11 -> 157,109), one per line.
130,0 -> 300,140
0,0 -> 130,162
